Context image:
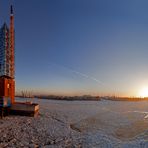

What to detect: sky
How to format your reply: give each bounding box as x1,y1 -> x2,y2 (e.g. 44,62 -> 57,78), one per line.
1,0 -> 148,96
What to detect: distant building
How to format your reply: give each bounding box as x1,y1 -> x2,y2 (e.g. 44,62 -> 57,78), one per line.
0,5 -> 15,105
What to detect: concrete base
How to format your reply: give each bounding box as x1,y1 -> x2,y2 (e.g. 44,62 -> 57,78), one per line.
0,107 -> 10,118
10,102 -> 39,117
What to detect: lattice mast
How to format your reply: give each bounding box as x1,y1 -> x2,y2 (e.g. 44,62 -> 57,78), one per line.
10,5 -> 15,78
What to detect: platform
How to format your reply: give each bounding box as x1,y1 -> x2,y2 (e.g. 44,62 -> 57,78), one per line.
10,102 -> 39,117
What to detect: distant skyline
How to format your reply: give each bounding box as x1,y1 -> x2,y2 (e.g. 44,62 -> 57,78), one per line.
1,0 -> 148,96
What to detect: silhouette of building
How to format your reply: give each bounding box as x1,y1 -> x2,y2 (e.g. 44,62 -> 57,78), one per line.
0,5 -> 15,105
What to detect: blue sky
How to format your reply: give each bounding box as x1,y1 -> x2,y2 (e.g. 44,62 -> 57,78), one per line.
1,0 -> 148,96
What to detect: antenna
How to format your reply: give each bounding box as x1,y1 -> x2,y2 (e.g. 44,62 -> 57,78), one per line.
10,5 -> 13,15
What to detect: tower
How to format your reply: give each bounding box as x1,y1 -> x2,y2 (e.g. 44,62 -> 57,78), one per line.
10,5 -> 15,79
0,5 -> 15,106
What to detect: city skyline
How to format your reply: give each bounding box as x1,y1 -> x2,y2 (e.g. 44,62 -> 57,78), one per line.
1,0 -> 148,97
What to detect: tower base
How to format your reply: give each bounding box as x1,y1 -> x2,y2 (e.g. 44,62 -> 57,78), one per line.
0,77 -> 15,105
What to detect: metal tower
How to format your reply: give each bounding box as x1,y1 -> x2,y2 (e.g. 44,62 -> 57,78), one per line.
0,5 -> 15,106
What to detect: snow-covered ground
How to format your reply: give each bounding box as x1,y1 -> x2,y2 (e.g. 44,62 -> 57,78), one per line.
0,98 -> 148,147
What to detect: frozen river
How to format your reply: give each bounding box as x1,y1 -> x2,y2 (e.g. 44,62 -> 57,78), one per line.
1,98 -> 148,147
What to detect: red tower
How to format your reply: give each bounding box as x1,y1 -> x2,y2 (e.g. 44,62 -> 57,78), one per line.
10,5 -> 15,79
9,5 -> 15,103
0,5 -> 15,106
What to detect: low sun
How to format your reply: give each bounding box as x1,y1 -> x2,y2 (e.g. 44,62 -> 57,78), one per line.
139,87 -> 148,98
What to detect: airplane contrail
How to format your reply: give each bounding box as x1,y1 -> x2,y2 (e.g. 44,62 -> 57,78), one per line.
49,62 -> 105,85
48,62 -> 114,91
70,69 -> 105,86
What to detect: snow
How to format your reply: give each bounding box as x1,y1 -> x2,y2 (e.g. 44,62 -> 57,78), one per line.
0,98 -> 148,147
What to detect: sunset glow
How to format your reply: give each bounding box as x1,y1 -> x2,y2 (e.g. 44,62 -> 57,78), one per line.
139,87 -> 148,98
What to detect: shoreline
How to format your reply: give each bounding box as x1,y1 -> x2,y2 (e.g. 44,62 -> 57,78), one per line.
16,96 -> 148,102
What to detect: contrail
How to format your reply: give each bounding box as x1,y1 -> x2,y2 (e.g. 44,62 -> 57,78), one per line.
70,70 -> 89,79
48,62 -> 114,91
70,69 -> 105,86
49,62 -> 105,86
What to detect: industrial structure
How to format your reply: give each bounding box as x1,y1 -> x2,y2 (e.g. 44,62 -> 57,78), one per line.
0,5 -> 39,117
0,5 -> 15,107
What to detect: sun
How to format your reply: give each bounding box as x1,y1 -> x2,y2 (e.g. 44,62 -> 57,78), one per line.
139,87 -> 148,98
